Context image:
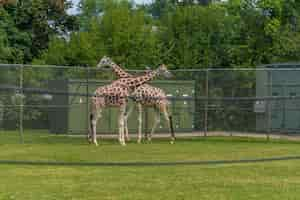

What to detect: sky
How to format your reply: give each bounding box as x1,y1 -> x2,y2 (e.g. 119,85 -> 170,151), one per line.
134,0 -> 152,3
68,0 -> 152,15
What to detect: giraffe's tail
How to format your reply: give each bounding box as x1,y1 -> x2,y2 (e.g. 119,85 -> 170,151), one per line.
165,100 -> 175,142
87,113 -> 94,143
168,115 -> 175,143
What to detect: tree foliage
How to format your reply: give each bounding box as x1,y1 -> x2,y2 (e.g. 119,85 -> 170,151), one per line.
0,0 -> 77,63
0,0 -> 300,67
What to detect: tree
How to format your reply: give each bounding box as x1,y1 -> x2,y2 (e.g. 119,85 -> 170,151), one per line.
170,0 -> 213,6
145,0 -> 174,18
1,0 -> 66,10
38,0 -> 162,68
0,0 -> 78,63
0,0 -> 17,5
49,0 -> 65,9
159,3 -> 241,68
13,0 -> 300,68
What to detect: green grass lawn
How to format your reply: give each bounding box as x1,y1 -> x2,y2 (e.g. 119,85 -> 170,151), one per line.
0,131 -> 300,199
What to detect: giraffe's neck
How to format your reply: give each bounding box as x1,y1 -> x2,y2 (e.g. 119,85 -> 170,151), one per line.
110,63 -> 132,78
125,69 -> 159,88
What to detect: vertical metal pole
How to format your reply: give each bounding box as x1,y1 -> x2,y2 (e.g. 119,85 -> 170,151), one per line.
144,107 -> 148,138
267,70 -> 272,141
204,69 -> 209,137
86,66 -> 90,136
269,71 -> 273,140
19,65 -> 24,144
109,69 -> 114,133
281,81 -> 286,134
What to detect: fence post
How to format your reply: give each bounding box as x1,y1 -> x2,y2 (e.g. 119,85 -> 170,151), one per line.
144,107 -> 149,139
204,69 -> 209,137
19,64 -> 24,144
86,66 -> 90,137
281,82 -> 286,134
267,70 -> 272,141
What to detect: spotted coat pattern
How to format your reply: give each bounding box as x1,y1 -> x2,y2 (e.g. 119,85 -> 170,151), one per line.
97,57 -> 174,143
89,62 -> 170,146
97,57 -> 170,109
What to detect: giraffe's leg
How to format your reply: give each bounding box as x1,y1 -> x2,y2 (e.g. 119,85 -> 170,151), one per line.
87,114 -> 92,143
149,108 -> 160,142
124,104 -> 134,142
119,104 -> 126,146
162,105 -> 175,144
124,116 -> 129,142
87,105 -> 95,143
87,113 -> 91,143
90,108 -> 101,146
87,132 -> 92,143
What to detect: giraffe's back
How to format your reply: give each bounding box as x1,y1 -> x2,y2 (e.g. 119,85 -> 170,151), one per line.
131,84 -> 169,107
92,84 -> 129,106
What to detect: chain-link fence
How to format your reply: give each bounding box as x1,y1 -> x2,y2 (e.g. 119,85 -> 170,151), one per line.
1,63 -> 300,142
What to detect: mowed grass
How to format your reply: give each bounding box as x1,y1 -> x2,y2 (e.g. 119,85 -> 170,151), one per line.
0,131 -> 300,199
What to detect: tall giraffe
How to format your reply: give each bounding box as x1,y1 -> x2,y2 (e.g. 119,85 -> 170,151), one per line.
97,56 -> 175,144
89,60 -> 171,146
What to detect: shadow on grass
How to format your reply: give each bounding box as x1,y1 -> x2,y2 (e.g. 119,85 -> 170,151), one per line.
1,130 -> 300,146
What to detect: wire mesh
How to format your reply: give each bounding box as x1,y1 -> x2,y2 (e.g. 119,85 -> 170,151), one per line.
1,63 -> 300,143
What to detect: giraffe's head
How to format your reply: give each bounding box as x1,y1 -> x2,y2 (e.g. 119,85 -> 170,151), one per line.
157,64 -> 172,78
97,56 -> 113,68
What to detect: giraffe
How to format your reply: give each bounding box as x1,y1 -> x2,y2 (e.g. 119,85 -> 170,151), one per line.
89,60 -> 171,146
97,56 -> 175,144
